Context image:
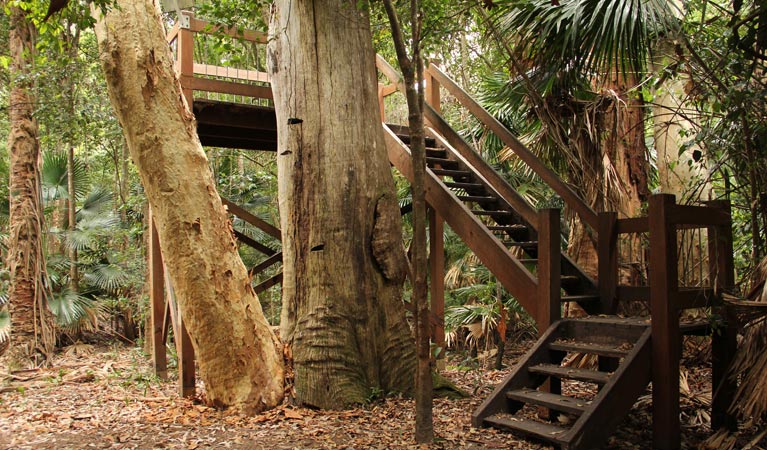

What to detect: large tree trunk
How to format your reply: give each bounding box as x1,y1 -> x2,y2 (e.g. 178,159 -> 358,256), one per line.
268,0 -> 415,409
4,4 -> 55,365
93,0 -> 283,413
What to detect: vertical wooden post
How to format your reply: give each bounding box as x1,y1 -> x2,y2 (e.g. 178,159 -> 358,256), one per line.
598,211 -> 619,314
537,208 -> 561,334
148,209 -> 166,378
177,12 -> 194,108
425,64 -> 441,114
538,208 -> 561,418
429,206 -> 445,370
377,83 -> 386,122
166,277 -> 196,398
649,194 -> 681,450
707,200 -> 737,431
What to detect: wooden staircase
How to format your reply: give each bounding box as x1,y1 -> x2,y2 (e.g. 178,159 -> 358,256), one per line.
472,317 -> 652,449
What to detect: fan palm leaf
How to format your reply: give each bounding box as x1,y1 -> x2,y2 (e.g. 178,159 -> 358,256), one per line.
47,287 -> 98,333
41,151 -> 89,202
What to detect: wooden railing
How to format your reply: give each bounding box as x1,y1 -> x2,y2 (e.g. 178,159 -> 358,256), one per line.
167,12 -> 272,106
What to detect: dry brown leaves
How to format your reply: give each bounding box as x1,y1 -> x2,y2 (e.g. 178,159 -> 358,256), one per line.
0,341 -> 761,449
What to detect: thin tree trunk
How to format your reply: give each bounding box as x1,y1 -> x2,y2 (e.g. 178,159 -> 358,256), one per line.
382,0 -> 433,442
67,146 -> 78,290
5,4 -> 55,365
268,0 -> 415,409
94,0 -> 283,413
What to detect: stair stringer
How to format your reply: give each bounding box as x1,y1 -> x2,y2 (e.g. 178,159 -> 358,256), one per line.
471,320 -> 566,429
564,326 -> 652,450
383,125 -> 539,314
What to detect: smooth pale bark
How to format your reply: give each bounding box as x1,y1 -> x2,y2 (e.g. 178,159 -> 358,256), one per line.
268,0 -> 415,409
5,4 -> 55,364
94,0 -> 283,413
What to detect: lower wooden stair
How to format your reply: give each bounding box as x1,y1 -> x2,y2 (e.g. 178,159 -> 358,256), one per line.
472,317 -> 652,450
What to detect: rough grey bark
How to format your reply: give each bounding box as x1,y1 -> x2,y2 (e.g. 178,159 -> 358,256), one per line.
94,0 -> 283,413
268,0 -> 415,409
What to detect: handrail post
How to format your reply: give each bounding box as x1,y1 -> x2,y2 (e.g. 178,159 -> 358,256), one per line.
537,208 -> 561,334
178,11 -> 195,108
537,208 -> 561,418
425,63 -> 441,115
649,194 -> 681,450
706,200 -> 737,431
148,208 -> 167,379
377,83 -> 385,122
428,206 -> 446,371
598,211 -> 619,314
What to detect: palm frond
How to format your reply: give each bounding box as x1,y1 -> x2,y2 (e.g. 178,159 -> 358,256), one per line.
47,287 -> 98,333
41,152 -> 89,202
83,263 -> 130,295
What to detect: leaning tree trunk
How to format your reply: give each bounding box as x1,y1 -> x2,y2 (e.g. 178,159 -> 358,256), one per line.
93,0 -> 283,413
4,4 -> 55,365
268,0 -> 415,408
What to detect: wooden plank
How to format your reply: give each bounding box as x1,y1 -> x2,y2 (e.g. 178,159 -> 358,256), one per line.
549,341 -> 629,358
193,63 -> 270,83
254,273 -> 283,294
380,83 -> 398,97
188,77 -> 273,99
188,16 -> 268,43
483,415 -> 568,445
506,388 -> 588,416
177,307 -> 196,398
429,207 -> 446,362
250,252 -> 282,276
233,230 -> 277,256
598,212 -> 618,314
221,198 -> 282,240
616,285 -> 650,302
667,204 -> 730,227
166,22 -> 180,44
375,54 -> 404,90
178,25 -> 194,107
676,287 -> 719,310
616,217 -> 649,234
384,126 -> 538,313
649,194 -> 681,450
427,64 -> 598,230
148,212 -> 167,378
528,364 -> 611,384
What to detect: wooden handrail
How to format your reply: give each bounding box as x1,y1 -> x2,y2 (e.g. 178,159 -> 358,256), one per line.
221,198 -> 281,240
426,64 -> 599,231
188,16 -> 268,43
166,22 -> 180,44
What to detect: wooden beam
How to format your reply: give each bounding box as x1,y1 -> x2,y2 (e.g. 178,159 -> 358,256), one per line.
178,23 -> 194,107
148,211 -> 166,378
193,63 -> 270,83
537,208 -> 561,334
429,207 -> 445,365
649,194 -> 681,450
254,273 -> 283,294
188,77 -> 273,99
598,212 -> 619,314
233,230 -> 277,256
188,17 -> 269,43
221,198 -> 282,240
250,252 -> 282,276
616,217 -> 649,234
667,204 -> 730,227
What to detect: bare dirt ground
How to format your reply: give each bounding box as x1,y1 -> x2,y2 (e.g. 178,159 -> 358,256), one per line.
0,338 -> 760,450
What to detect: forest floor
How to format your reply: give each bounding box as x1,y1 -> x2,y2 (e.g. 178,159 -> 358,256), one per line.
0,336 -> 762,450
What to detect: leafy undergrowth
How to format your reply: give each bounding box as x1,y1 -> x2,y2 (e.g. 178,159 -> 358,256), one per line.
0,340 -> 762,449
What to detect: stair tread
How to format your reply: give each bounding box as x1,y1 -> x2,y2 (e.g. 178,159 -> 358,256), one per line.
561,294 -> 600,303
484,415 -> 569,443
506,388 -> 589,415
487,225 -> 528,231
518,258 -> 538,263
444,181 -> 483,189
529,363 -> 611,384
503,241 -> 538,246
431,168 -> 472,177
426,156 -> 458,167
457,195 -> 498,203
473,209 -> 513,216
549,340 -> 631,357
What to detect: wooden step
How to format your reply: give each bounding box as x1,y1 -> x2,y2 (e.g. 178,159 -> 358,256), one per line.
561,294 -> 600,304
518,258 -> 538,264
425,147 -> 446,158
473,210 -> 513,217
506,388 -> 588,416
487,225 -> 527,231
425,157 -> 459,169
443,181 -> 484,190
457,195 -> 498,204
528,363 -> 611,385
560,275 -> 581,287
431,168 -> 471,178
549,341 -> 630,358
483,415 -> 568,445
503,241 -> 538,248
